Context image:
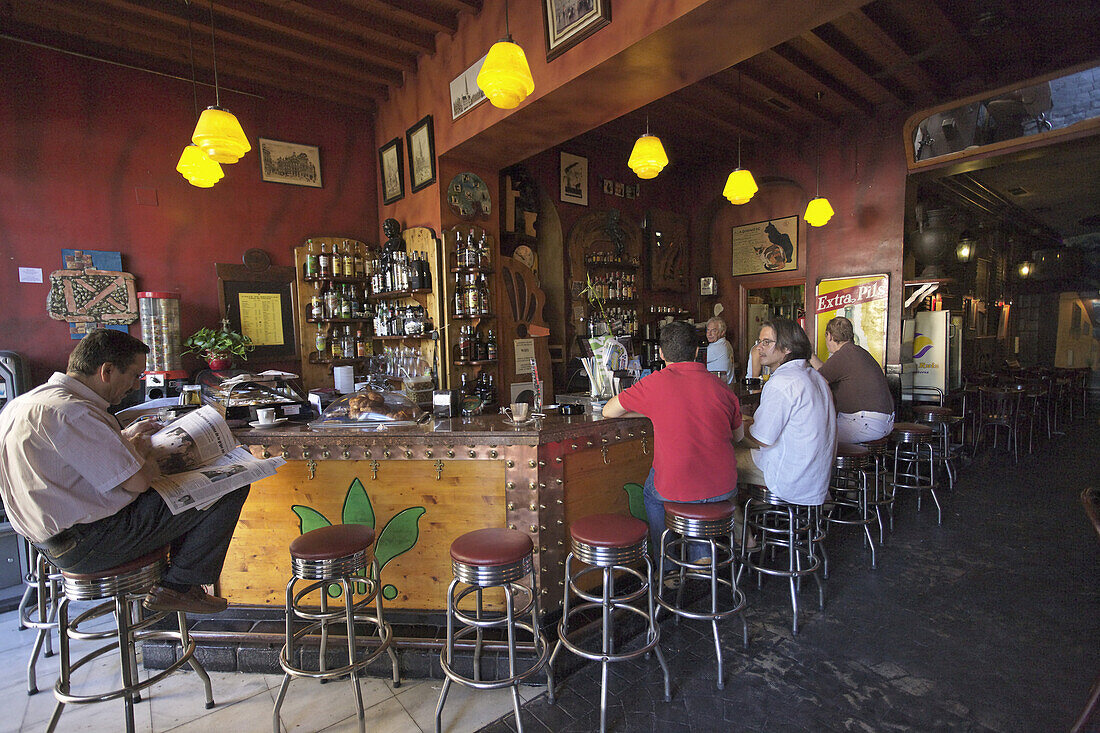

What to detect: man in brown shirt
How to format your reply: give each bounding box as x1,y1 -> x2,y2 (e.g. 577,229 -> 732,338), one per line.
810,316 -> 894,443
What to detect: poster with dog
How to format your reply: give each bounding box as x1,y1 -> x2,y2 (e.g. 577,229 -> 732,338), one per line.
731,215 -> 799,276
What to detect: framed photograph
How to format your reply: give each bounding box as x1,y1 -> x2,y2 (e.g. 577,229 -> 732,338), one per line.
544,0 -> 611,61
258,138 -> 321,188
560,151 -> 588,206
731,215 -> 799,276
601,178 -> 614,195
406,115 -> 437,193
450,53 -> 488,120
378,137 -> 404,205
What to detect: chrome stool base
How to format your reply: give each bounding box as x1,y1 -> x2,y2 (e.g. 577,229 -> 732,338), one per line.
891,427 -> 942,525
19,541 -> 61,695
46,553 -> 213,733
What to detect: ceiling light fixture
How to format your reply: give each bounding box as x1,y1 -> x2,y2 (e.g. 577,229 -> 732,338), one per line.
955,230 -> 976,263
476,0 -> 534,109
177,2 -> 223,187
804,93 -> 834,227
723,72 -> 757,205
627,117 -> 668,179
191,1 -> 250,164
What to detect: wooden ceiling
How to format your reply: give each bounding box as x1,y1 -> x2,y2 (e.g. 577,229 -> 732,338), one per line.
3,0 -> 1099,242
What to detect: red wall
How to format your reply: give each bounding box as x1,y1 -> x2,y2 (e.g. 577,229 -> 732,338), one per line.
0,42 -> 379,385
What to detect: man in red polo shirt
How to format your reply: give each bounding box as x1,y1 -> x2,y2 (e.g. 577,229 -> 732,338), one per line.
603,321 -> 744,558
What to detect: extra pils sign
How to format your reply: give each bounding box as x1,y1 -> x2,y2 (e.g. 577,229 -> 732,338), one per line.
815,279 -> 888,313
814,274 -> 890,368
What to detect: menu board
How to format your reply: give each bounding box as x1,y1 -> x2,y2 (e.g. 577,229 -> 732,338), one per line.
238,293 -> 284,346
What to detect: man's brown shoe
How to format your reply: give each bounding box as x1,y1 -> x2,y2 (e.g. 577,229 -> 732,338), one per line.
143,585 -> 229,614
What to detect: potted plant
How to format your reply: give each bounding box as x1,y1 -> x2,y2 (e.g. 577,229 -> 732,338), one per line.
183,319 -> 254,370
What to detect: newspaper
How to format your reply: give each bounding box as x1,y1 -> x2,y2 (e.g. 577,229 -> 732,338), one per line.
148,405 -> 285,514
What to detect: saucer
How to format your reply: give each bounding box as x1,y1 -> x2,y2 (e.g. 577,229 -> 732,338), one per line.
249,417 -> 288,429
503,416 -> 535,426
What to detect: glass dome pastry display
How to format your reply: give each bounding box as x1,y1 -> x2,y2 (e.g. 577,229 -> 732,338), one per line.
310,387 -> 425,427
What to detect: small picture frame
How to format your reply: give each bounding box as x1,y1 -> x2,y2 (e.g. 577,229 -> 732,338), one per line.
602,178 -> 614,195
544,0 -> 611,61
450,54 -> 489,120
378,137 -> 404,205
259,138 -> 322,188
700,276 -> 717,296
614,182 -> 625,197
560,151 -> 588,206
406,115 -> 437,193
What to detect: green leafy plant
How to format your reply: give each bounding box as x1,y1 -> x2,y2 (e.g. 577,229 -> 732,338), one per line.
292,477 -> 425,600
183,319 -> 254,362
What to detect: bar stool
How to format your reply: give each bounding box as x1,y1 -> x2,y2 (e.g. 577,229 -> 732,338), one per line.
823,444 -> 877,569
46,547 -> 214,733
548,514 -> 670,733
739,485 -> 824,635
859,436 -> 893,540
655,501 -> 748,690
913,405 -> 960,490
890,422 -> 942,524
436,528 -> 550,733
18,540 -> 62,695
274,524 -> 399,733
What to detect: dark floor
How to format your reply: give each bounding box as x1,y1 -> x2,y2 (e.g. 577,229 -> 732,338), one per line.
479,410 -> 1100,733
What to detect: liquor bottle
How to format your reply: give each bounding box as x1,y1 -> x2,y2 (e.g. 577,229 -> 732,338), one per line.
476,273 -> 490,315
343,241 -> 355,279
330,329 -> 343,359
477,330 -> 489,361
339,284 -> 352,319
464,274 -> 479,315
324,285 -> 338,320
315,327 -> 327,358
486,329 -> 498,361
355,329 -> 367,357
319,242 -> 332,278
353,243 -> 365,279
310,284 -> 324,320
333,242 -> 345,277
342,326 -> 355,358
453,273 -> 466,317
458,325 -> 473,361
305,239 -> 319,278
478,231 -> 491,268
420,250 -> 432,290
459,372 -> 471,396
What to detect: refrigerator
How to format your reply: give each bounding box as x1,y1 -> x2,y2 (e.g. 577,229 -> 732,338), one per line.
902,310 -> 962,397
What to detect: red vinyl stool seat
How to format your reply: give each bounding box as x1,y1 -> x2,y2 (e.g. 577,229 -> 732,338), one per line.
289,523 -> 374,561
449,527 -> 534,568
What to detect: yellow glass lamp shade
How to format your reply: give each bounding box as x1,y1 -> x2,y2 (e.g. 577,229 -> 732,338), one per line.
477,40 -> 534,109
191,106 -> 251,164
723,168 -> 758,205
627,134 -> 668,179
804,196 -> 835,227
176,144 -> 224,188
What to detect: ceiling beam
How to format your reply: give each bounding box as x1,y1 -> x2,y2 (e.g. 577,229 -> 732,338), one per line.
764,45 -> 874,116
787,30 -> 900,108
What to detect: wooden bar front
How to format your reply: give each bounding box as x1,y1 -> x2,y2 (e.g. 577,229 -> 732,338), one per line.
224,412 -> 654,617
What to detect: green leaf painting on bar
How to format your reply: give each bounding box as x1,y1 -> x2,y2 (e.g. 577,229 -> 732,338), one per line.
292,478 -> 425,600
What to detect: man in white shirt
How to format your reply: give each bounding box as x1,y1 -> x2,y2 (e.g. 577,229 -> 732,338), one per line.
735,318 -> 836,506
0,329 -> 248,615
705,316 -> 736,383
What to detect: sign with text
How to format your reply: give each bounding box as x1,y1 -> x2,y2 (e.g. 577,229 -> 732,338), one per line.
814,274 -> 889,367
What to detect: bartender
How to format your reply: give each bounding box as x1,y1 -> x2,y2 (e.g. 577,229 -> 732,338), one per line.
705,316 -> 736,384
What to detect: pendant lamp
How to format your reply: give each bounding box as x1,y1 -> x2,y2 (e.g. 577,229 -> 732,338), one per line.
628,119 -> 668,179
723,73 -> 757,205
723,138 -> 757,205
804,93 -> 834,227
178,1 -> 223,187
191,1 -> 250,163
476,0 -> 534,109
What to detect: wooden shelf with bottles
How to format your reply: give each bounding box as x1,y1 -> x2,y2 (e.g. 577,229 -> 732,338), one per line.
440,226 -> 501,400
293,230 -> 443,393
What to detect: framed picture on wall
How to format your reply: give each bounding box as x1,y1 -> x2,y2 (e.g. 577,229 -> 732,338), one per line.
543,0 -> 611,61
258,138 -> 322,188
731,215 -> 799,276
560,152 -> 588,206
406,115 -> 437,193
450,54 -> 488,120
378,137 -> 404,205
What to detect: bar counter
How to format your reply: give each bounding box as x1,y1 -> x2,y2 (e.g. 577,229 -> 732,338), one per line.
225,411 -> 656,615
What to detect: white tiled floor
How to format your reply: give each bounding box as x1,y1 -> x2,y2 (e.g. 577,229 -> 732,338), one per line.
0,608 -> 538,733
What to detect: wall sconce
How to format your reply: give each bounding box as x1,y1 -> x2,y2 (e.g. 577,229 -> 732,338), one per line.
1018,261 -> 1033,278
956,233 -> 976,263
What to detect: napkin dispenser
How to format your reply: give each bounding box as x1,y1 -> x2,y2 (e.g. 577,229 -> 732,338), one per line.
433,390 -> 462,418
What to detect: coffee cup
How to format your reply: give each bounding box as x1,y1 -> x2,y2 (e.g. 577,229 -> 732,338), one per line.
501,402 -> 530,423
256,408 -> 276,424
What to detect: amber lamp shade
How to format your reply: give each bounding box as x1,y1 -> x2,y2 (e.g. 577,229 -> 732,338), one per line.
191,106 -> 251,164
805,197 -> 835,227
477,40 -> 534,109
723,168 -> 758,205
176,144 -> 224,188
627,134 -> 669,179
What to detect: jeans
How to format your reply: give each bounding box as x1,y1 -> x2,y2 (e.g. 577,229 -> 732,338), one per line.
642,468 -> 734,562
36,485 -> 250,587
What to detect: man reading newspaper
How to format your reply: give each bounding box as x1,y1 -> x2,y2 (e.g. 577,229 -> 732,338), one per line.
0,329 -> 281,615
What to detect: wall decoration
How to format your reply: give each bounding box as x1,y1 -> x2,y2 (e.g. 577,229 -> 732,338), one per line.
258,138 -> 321,188
406,115 -> 437,193
378,137 -> 404,205
544,0 -> 611,61
647,210 -> 689,292
560,151 -> 588,206
447,172 -> 492,220
216,251 -> 299,362
732,215 -> 799,276
814,274 -> 889,367
48,249 -> 137,338
450,53 -> 489,119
